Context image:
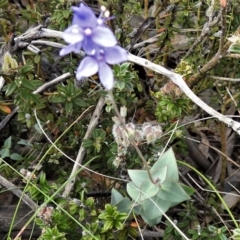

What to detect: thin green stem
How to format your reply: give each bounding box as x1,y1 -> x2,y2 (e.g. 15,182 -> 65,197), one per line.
6,158 -> 98,240
8,107 -> 98,239
178,160 -> 238,229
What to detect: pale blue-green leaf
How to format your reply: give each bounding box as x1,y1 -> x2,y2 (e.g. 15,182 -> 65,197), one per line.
128,170 -> 149,188
127,182 -> 141,203
150,166 -> 168,184
139,178 -> 159,201
140,204 -> 163,226
158,180 -> 191,203
151,148 -> 179,181
111,188 -> 124,205
133,204 -> 141,215
142,194 -> 171,220
115,197 -> 132,213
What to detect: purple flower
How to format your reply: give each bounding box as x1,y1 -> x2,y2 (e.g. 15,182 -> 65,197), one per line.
60,3 -> 117,56
60,4 -> 128,90
76,46 -> 128,90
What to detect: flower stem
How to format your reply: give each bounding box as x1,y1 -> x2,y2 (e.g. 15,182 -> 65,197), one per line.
108,90 -> 154,183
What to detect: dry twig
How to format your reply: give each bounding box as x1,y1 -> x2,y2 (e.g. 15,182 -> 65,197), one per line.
0,174 -> 38,211
62,97 -> 105,198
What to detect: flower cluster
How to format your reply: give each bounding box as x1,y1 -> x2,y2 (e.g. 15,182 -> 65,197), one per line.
60,4 -> 128,90
112,122 -> 162,147
112,116 -> 162,168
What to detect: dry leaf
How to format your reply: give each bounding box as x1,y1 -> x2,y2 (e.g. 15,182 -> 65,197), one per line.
0,105 -> 11,114
221,191 -> 240,209
220,0 -> 227,8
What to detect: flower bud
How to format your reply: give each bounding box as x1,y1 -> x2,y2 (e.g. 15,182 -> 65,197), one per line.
142,122 -> 153,137
126,122 -> 136,138
135,129 -> 144,142
112,125 -> 123,145
112,116 -> 121,126
152,125 -> 162,139
2,52 -> 18,74
120,106 -> 127,118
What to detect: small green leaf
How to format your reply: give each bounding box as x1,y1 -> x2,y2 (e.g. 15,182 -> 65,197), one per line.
21,64 -> 34,74
17,139 -> 33,147
4,136 -> 12,149
179,183 -> 195,196
28,93 -> 41,104
10,153 -> 23,161
39,173 -> 46,185
62,9 -> 71,19
208,225 -> 217,232
101,220 -> 113,233
73,98 -> 88,107
105,105 -> 112,112
79,208 -> 86,221
5,82 -> 17,96
166,103 -> 175,111
65,101 -> 73,115
22,79 -> 38,90
229,43 -> 240,54
50,96 -> 65,103
82,139 -> 94,148
0,0 -> 7,8
92,129 -> 100,139
34,55 -> 41,64
26,119 -> 32,128
117,81 -> 125,90
0,148 -> 10,158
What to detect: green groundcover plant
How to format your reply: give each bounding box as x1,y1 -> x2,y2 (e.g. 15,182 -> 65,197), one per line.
1,1 -> 240,240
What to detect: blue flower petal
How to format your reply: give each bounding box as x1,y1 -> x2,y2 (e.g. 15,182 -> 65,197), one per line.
72,4 -> 97,28
76,57 -> 99,80
98,62 -> 114,90
60,42 -> 82,56
60,46 -> 71,56
82,37 -> 99,55
104,46 -> 128,64
92,26 -> 117,47
59,46 -> 73,56
63,25 -> 84,44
